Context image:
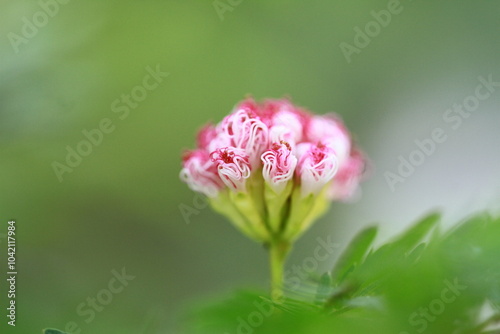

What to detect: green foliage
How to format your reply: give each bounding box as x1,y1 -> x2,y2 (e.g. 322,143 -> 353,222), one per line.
183,212 -> 500,334
43,329 -> 67,334
331,225 -> 377,284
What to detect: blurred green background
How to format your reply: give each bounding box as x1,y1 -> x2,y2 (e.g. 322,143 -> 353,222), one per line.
1,0 -> 499,333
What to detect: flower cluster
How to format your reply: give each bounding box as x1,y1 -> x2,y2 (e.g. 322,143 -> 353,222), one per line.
180,98 -> 367,243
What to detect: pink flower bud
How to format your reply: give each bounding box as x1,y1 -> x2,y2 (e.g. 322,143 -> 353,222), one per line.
264,99 -> 308,145
196,123 -> 217,150
180,97 -> 369,244
180,150 -> 224,197
220,106 -> 269,167
329,149 -> 367,201
306,115 -> 351,164
261,141 -> 298,194
296,142 -> 339,196
211,147 -> 251,192
206,131 -> 232,154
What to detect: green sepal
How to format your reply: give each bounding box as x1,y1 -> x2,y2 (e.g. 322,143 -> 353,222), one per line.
246,169 -> 267,228
264,180 -> 293,233
209,191 -> 265,242
229,190 -> 271,241
282,186 -> 330,241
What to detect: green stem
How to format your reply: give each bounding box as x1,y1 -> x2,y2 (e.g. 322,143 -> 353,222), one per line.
269,240 -> 291,301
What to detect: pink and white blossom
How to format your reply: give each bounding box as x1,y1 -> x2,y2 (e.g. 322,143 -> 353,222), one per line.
329,149 -> 367,201
180,150 -> 224,197
180,97 -> 368,243
220,108 -> 269,167
264,100 -> 307,145
261,141 -> 298,194
211,147 -> 251,192
206,131 -> 232,154
196,124 -> 217,150
296,142 -> 339,196
306,115 -> 351,164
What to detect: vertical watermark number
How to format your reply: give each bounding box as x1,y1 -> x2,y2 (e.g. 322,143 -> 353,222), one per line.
6,220 -> 17,326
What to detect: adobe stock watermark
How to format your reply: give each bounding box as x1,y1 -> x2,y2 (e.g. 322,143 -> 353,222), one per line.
51,64 -> 169,182
179,193 -> 209,224
224,235 -> 340,334
213,0 -> 243,21
63,267 -> 135,334
8,0 -> 72,54
385,74 -> 500,192
340,0 -> 413,64
399,278 -> 467,334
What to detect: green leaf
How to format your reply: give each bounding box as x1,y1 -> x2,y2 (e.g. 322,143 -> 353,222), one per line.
43,329 -> 68,334
341,213 -> 439,293
443,213 -> 490,244
315,272 -> 332,305
331,226 -> 377,283
387,212 -> 440,253
406,242 -> 426,264
182,212 -> 500,334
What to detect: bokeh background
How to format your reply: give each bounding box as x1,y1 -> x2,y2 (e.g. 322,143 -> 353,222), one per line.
1,0 -> 499,333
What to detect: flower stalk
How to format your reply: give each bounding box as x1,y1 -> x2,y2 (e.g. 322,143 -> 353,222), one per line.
269,239 -> 291,301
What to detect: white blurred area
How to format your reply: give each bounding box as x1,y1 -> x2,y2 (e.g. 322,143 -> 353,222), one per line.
330,77 -> 500,247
